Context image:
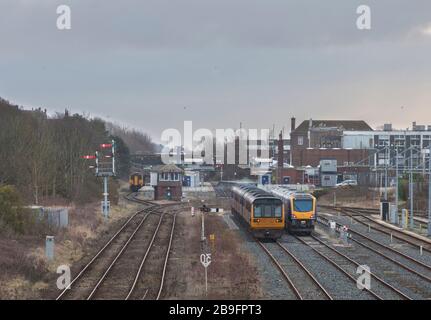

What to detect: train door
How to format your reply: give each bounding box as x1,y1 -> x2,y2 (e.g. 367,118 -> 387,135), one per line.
285,200 -> 292,229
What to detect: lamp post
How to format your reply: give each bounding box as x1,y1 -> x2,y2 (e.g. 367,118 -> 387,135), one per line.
384,145 -> 388,201
395,148 -> 399,224
409,148 -> 414,229
428,145 -> 431,237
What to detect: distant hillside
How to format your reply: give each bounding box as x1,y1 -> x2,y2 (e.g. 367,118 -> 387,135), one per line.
106,122 -> 156,155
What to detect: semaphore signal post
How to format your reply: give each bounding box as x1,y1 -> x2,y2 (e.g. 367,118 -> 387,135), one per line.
82,140 -> 116,219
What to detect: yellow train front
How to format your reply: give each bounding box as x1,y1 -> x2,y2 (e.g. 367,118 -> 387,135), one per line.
231,185 -> 285,239
129,172 -> 144,192
270,187 -> 316,234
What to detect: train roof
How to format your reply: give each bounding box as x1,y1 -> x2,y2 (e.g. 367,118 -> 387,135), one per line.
269,186 -> 315,200
232,184 -> 282,203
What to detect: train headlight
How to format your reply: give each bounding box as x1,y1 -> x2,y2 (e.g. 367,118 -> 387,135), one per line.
253,219 -> 260,223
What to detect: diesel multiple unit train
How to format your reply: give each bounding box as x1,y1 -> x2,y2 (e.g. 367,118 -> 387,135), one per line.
269,187 -> 316,234
231,185 -> 285,239
129,172 -> 144,192
231,185 -> 316,239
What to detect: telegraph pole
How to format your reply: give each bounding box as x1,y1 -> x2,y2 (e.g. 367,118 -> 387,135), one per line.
384,146 -> 388,201
409,148 -> 414,228
428,145 -> 431,237
395,149 -> 399,223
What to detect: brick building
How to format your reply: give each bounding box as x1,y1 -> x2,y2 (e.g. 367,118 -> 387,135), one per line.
152,164 -> 183,201
292,148 -> 371,167
290,118 -> 373,166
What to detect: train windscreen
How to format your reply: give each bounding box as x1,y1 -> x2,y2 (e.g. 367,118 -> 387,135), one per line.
293,199 -> 313,212
254,199 -> 282,218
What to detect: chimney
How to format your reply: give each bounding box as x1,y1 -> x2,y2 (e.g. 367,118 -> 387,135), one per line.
308,118 -> 313,148
277,131 -> 284,183
278,131 -> 283,168
291,117 -> 296,132
412,121 -> 417,130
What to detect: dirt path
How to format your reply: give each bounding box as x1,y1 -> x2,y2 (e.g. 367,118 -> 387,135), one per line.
161,209 -> 263,299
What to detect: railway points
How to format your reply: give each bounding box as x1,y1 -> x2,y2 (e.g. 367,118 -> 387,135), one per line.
48,183 -> 431,301
56,194 -> 182,300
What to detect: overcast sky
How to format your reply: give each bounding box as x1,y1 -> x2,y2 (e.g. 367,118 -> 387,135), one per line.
1,0 -> 431,141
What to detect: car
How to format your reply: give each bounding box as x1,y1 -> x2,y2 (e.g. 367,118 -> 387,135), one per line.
336,180 -> 358,187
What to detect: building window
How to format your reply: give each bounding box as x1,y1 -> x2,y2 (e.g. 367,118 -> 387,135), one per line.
297,136 -> 304,146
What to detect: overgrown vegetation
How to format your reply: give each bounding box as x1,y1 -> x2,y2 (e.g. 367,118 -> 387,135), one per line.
0,185 -> 31,235
106,122 -> 155,155
0,97 -> 153,234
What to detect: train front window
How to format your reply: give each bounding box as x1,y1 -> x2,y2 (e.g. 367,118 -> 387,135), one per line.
254,206 -> 262,218
293,199 -> 313,212
263,205 -> 272,217
274,205 -> 282,218
254,200 -> 282,218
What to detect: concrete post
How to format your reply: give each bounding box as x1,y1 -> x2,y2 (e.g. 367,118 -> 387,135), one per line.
402,209 -> 408,229
46,236 -> 55,260
103,176 -> 109,218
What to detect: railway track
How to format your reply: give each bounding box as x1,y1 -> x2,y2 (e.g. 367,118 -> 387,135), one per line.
318,215 -> 431,281
327,207 -> 431,254
213,183 -> 231,198
295,235 -> 412,300
320,205 -> 429,226
125,212 -> 177,300
320,205 -> 429,218
257,240 -> 332,300
56,193 -> 181,300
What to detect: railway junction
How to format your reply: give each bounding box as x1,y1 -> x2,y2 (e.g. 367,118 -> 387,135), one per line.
49,181 -> 431,300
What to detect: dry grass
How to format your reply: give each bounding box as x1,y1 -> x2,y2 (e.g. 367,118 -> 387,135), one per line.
318,186 -> 384,208
0,182 -> 140,299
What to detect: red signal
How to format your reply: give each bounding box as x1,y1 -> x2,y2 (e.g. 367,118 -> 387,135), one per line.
82,155 -> 96,160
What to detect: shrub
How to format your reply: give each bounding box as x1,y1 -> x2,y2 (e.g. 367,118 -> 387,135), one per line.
0,185 -> 32,234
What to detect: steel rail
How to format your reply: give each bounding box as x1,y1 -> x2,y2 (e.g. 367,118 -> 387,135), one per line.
56,204 -> 156,300
156,213 -> 177,300
340,207 -> 431,253
86,211 -> 160,300
257,240 -> 303,300
292,236 -> 383,300
125,211 -> 166,300
299,235 -> 412,300
276,241 -> 333,300
318,215 -> 431,276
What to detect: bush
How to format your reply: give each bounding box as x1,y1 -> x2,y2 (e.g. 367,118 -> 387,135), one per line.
0,185 -> 33,234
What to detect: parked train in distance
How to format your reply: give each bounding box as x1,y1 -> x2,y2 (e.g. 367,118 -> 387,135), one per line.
231,185 -> 284,239
269,187 -> 316,235
129,172 -> 144,192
